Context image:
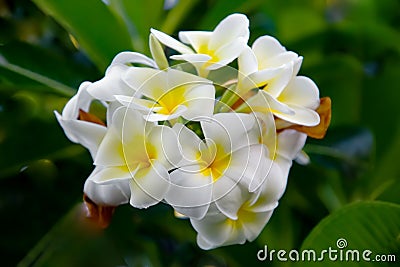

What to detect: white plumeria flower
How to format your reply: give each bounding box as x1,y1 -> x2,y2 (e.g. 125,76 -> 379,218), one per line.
165,113 -> 270,219
190,129 -> 306,250
87,106 -> 180,209
86,51 -> 157,101
190,170 -> 283,250
151,13 -> 249,76
54,12 -> 330,249
55,82 -> 131,206
55,81 -> 107,159
237,36 -> 320,127
116,68 -> 215,122
237,36 -> 302,95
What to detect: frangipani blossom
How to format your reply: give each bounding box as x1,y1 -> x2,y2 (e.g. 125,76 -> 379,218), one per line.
54,12 -> 331,250
165,113 -> 270,219
117,68 -> 215,121
237,36 -> 320,127
190,168 -> 283,250
55,81 -> 107,159
190,129 -> 305,250
151,13 -> 249,76
237,36 -> 302,95
87,51 -> 157,101
88,107 -> 180,208
55,82 -> 131,206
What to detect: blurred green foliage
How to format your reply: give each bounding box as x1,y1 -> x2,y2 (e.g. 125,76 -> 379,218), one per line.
0,0 -> 399,266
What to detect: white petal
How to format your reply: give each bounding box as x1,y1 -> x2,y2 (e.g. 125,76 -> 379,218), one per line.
84,174 -> 130,206
55,113 -> 106,159
262,63 -> 294,97
241,210 -> 274,242
62,81 -> 92,119
106,101 -> 124,126
172,123 -> 202,166
111,51 -> 157,68
294,150 -> 310,165
259,51 -> 299,69
253,111 -> 277,155
209,13 -> 249,51
251,164 -> 286,211
113,106 -> 146,136
166,169 -> 213,219
178,31 -> 212,52
252,35 -> 286,61
190,212 -> 232,247
225,145 -> 272,192
196,235 -> 216,250
129,161 -> 170,209
170,53 -> 212,63
147,125 -> 181,169
276,129 -> 307,161
179,82 -> 215,120
207,37 -> 247,70
293,56 -> 303,76
213,180 -> 245,220
95,107 -> 147,166
255,91 -> 295,115
115,95 -> 161,112
145,105 -> 187,122
201,113 -> 258,153
93,126 -> 125,166
88,165 -> 134,184
122,67 -> 165,98
165,68 -> 213,88
274,104 -> 320,126
241,67 -> 285,92
87,64 -> 133,101
150,28 -> 194,54
238,46 -> 258,77
279,76 -> 320,109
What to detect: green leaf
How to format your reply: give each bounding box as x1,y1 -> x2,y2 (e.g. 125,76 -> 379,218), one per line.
0,41 -> 99,96
369,126 -> 400,202
17,204 -> 126,267
300,201 -> 400,266
107,0 -> 165,53
33,0 -> 133,71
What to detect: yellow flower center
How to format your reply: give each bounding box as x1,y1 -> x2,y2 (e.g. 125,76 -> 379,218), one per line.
198,44 -> 220,68
153,85 -> 187,115
197,143 -> 231,181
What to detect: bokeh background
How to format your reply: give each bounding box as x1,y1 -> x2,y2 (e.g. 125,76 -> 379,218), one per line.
0,0 -> 399,266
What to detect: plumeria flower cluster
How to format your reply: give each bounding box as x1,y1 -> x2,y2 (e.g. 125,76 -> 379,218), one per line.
56,13 -> 330,249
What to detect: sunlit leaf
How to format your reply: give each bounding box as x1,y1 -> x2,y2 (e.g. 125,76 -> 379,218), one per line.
33,0 -> 133,71
300,201 -> 400,266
